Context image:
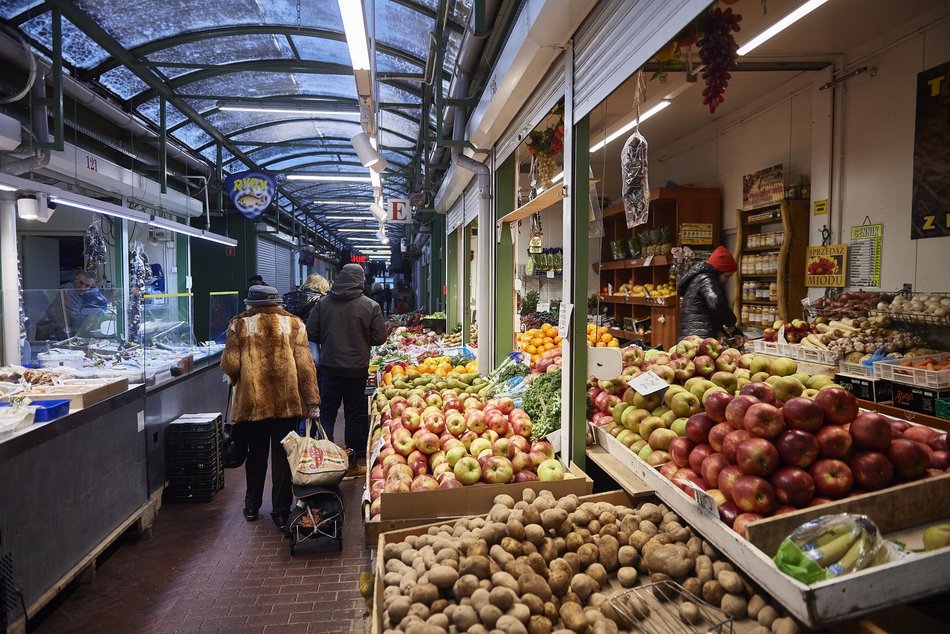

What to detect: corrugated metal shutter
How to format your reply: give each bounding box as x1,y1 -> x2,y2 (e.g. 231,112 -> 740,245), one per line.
463,182 -> 480,226
496,55 -> 566,164
256,236 -> 294,294
446,195 -> 464,234
572,0 -> 708,120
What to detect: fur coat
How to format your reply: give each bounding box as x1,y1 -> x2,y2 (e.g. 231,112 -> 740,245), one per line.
221,305 -> 320,423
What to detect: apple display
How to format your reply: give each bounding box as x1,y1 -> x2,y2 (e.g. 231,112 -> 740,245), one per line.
722,429 -> 752,464
538,458 -> 566,481
700,453 -> 730,489
688,444 -> 714,473
849,451 -> 895,491
816,425 -> 853,459
742,403 -> 785,439
776,429 -> 820,468
886,438 -> 930,479
725,395 -> 760,430
731,475 -> 777,515
669,437 -> 696,468
810,459 -> 854,498
718,465 -> 744,500
718,501 -> 740,527
781,397 -> 825,433
770,467 -> 815,507
465,409 -> 487,433
736,438 -> 780,477
849,412 -> 893,451
708,423 -> 732,453
814,387 -> 859,425
704,391 -> 734,423
732,512 -> 764,538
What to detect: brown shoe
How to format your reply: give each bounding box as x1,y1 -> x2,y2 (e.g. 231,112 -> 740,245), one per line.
343,464 -> 367,480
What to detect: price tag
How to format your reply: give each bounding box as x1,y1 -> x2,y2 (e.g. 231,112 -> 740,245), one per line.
558,303 -> 572,335
537,302 -> 551,313
644,255 -> 655,266
627,370 -> 669,396
777,325 -> 787,344
368,436 -> 386,468
547,270 -> 555,279
683,481 -> 719,518
607,283 -> 613,296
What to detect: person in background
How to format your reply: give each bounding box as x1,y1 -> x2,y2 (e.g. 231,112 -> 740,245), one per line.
285,273 -> 330,366
221,285 -> 320,529
306,264 -> 387,478
371,282 -> 385,311
63,271 -> 109,331
383,284 -> 393,316
248,275 -> 265,288
677,246 -> 742,341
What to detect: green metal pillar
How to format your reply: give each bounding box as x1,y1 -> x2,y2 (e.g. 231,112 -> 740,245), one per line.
461,224 -> 472,346
494,156 -> 516,366
447,228 -> 459,333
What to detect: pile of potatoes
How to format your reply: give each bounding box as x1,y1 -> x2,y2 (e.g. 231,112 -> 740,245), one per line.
380,489 -> 802,634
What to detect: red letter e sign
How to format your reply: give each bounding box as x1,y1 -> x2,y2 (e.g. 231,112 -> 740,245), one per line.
388,199 -> 411,224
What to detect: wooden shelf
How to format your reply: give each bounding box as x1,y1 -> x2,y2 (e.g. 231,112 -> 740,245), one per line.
741,201 -> 783,212
597,255 -> 671,270
598,295 -> 677,307
742,273 -> 778,278
745,216 -> 784,226
741,299 -> 777,305
608,328 -> 651,341
742,245 -> 783,253
500,179 -> 599,224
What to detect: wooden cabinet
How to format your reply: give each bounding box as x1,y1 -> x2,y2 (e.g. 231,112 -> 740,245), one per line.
597,188 -> 721,350
733,199 -> 809,330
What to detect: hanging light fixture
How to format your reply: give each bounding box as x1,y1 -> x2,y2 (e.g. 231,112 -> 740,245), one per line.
351,132 -> 388,172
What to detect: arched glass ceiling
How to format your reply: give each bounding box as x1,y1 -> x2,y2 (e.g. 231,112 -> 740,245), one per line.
6,0 -> 467,242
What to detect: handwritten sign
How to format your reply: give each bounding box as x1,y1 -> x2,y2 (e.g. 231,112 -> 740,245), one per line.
627,370 -> 669,396
558,303 -> 572,336
537,302 -> 551,313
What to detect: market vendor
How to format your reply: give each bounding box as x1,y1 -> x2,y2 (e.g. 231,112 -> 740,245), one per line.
63,272 -> 109,332
677,246 -> 743,341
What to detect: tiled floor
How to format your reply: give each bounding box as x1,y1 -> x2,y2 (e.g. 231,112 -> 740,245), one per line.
31,465 -> 371,634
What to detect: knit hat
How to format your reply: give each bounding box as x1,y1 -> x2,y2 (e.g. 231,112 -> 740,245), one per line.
245,285 -> 282,307
707,246 -> 738,273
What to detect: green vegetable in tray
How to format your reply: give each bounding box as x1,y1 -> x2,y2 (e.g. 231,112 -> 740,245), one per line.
523,369 -> 562,441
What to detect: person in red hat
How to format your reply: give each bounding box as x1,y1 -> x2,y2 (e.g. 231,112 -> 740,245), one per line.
676,246 -> 742,340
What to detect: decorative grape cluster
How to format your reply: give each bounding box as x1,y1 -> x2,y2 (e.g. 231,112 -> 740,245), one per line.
699,7 -> 741,113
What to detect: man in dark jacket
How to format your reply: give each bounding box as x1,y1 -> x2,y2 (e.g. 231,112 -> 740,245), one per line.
677,246 -> 741,340
306,264 -> 387,477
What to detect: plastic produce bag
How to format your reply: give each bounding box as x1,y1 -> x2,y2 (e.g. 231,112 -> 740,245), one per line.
774,514 -> 886,583
621,130 -> 649,229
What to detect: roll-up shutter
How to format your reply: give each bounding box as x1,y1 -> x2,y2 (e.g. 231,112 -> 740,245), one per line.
495,55 -> 566,164
572,0 -> 709,120
463,181 -> 480,226
256,236 -> 294,294
447,195 -> 465,234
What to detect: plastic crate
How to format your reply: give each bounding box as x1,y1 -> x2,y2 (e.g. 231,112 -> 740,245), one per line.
936,399 -> 950,421
796,346 -> 838,366
0,399 -> 70,422
167,420 -> 217,433
752,340 -> 781,356
777,343 -> 800,359
838,359 -> 877,378
874,353 -> 950,390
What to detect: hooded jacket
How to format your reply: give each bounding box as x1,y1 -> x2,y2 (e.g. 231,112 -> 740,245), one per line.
221,305 -> 320,423
676,261 -> 739,339
306,264 -> 388,377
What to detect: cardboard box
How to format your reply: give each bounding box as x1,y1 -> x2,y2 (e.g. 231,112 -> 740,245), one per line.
878,402 -> 950,432
835,373 -> 892,402
889,382 -> 950,419
11,381 -> 113,409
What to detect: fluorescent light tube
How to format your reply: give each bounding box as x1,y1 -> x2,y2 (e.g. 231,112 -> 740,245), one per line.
0,184 -> 17,192
590,100 -> 672,153
338,0 -> 371,71
149,215 -> 238,247
199,231 -> 239,247
340,228 -> 379,233
326,215 -> 376,221
551,172 -> 564,184
49,195 -> 150,223
313,200 -> 373,205
737,0 -> 829,56
286,174 -> 372,182
217,103 -> 360,116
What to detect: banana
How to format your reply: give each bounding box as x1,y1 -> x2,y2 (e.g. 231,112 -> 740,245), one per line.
811,523 -> 852,547
810,529 -> 862,567
829,533 -> 870,575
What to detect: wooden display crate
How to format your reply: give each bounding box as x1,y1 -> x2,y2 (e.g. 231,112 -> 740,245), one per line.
5,378 -> 128,410
592,425 -> 950,628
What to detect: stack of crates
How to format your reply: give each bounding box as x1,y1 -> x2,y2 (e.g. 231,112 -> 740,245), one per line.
164,413 -> 225,502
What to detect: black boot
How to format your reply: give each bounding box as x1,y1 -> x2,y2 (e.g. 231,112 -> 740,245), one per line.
243,507 -> 259,521
271,511 -> 290,530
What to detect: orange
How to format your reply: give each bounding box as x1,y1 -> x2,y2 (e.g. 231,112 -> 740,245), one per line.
596,341 -> 607,347
391,365 -> 405,376
608,339 -> 620,348
526,345 -> 537,355
554,336 -> 562,345
543,342 -> 555,352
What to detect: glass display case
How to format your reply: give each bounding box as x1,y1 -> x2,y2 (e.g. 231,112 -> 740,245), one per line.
141,292 -> 196,382
209,291 -> 240,344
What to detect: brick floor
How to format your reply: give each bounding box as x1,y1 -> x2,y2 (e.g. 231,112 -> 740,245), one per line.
31,464 -> 372,634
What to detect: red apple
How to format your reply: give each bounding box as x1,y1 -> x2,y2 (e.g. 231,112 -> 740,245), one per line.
774,505 -> 799,516
849,412 -> 893,451
509,435 -> 530,453
453,456 -> 481,485
708,423 -> 732,453
700,453 -> 730,489
496,397 -> 515,415
810,459 -> 853,498
931,450 -> 950,470
513,470 -> 539,482
718,500 -> 740,527
439,477 -> 463,490
414,431 -> 441,455
528,450 -> 548,468
809,496 -> 834,507
647,450 -> 673,467
740,382 -> 776,406
694,355 -> 716,377
903,425 -> 938,445
510,449 -> 533,473
770,467 -> 815,507
485,410 -> 510,436
718,465 -> 744,500
511,417 -> 533,439
816,425 -> 853,459
733,512 -> 765,538
849,451 -> 895,491
732,476 -> 777,515
384,472 -> 412,493
704,391 -> 734,423
927,432 -> 948,453
481,456 -> 514,484
723,429 -> 752,464
886,438 -> 930,480
889,420 -> 910,437
736,438 -> 781,477
688,444 -> 714,473
659,461 -> 680,480
776,429 -> 820,468
464,409 -> 487,433
743,403 -> 785,440
531,441 -> 555,459
410,475 -> 439,491
725,395 -> 760,430
685,413 -> 715,444
781,397 -> 825,433
814,388 -> 859,425
672,468 -> 708,494
669,437 -> 696,468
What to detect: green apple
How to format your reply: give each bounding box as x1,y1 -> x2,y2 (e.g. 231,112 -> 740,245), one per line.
638,444 -> 654,461
689,380 -> 713,401
651,405 -> 671,417
773,376 -> 804,403
670,417 -> 688,437
663,385 -> 687,408
684,376 -> 707,393
765,375 -> 779,386
806,374 -> 835,390
750,355 -> 771,375
702,385 -> 727,405
769,356 -> 798,377
612,401 -> 628,424
630,439 -> 648,453
648,428 -> 678,451
670,391 -> 701,418
633,391 -> 662,411
710,371 -> 738,393
801,388 -> 819,399
792,372 -> 811,385
923,524 -> 950,551
620,406 -> 641,430
638,416 -> 667,439
660,410 -> 677,426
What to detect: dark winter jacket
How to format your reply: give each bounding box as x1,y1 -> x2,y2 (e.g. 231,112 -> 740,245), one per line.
676,261 -> 739,339
306,264 -> 387,377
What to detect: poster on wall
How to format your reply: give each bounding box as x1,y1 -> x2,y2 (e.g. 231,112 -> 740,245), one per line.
805,244 -> 847,287
224,171 -> 276,220
742,164 -> 784,210
911,61 -> 950,240
848,223 -> 883,288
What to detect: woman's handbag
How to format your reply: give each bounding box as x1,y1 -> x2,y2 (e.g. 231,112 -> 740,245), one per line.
281,418 -> 348,487
221,386 -> 248,468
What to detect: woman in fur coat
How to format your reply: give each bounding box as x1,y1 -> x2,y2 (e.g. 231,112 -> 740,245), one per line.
221,285 -> 320,528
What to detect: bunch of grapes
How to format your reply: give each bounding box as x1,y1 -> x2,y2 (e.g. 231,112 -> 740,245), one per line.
699,7 -> 741,113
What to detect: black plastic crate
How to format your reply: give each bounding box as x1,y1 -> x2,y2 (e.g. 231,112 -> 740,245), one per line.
167,437 -> 217,452
167,419 -> 219,433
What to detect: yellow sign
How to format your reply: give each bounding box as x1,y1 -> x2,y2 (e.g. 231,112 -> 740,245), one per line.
679,223 -> 714,245
813,199 -> 829,215
805,244 -> 847,287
